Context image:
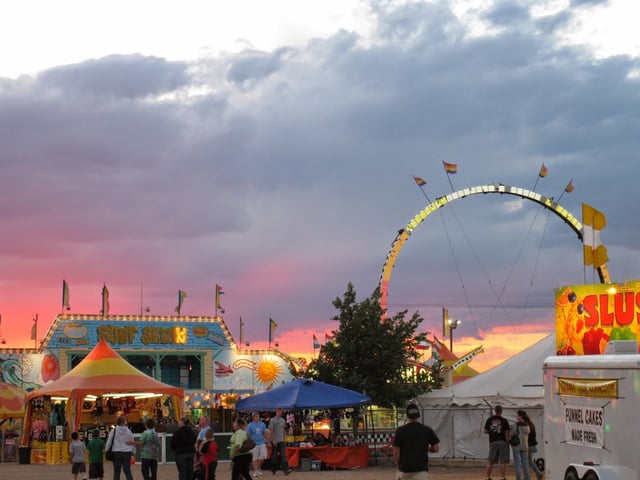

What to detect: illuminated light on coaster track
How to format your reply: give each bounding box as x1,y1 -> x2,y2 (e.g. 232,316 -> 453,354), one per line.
378,184 -> 610,314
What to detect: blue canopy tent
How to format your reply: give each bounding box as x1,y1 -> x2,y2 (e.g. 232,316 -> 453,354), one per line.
236,379 -> 378,467
235,378 -> 371,411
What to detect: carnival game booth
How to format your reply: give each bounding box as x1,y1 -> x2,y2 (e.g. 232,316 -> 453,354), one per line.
236,379 -> 371,470
20,340 -> 183,464
0,382 -> 26,462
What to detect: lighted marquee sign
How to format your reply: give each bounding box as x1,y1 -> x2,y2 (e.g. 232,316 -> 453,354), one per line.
48,315 -> 233,349
555,280 -> 640,355
378,183 -> 610,314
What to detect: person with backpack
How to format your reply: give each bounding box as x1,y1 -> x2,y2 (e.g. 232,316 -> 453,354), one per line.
136,419 -> 160,480
105,415 -> 136,480
510,411 -> 531,480
519,410 -> 543,480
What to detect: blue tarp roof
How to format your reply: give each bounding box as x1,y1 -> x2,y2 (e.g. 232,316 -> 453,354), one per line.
235,378 -> 371,411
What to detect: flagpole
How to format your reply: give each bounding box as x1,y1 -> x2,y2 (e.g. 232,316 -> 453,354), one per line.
556,179 -> 573,204
33,314 -> 38,348
533,163 -> 548,192
531,175 -> 540,192
445,172 -> 454,192
412,176 -> 432,203
417,185 -> 432,203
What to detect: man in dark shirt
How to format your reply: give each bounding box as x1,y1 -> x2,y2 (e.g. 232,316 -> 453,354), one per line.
393,403 -> 440,480
484,405 -> 511,480
170,417 -> 197,480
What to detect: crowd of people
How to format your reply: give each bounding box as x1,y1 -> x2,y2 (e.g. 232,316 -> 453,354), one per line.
64,403 -> 543,480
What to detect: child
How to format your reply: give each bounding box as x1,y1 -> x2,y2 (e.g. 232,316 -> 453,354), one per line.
198,428 -> 218,480
86,428 -> 105,480
136,418 -> 160,480
69,431 -> 87,480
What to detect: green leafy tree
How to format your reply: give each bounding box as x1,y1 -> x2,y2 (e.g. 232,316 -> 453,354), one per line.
307,283 -> 440,407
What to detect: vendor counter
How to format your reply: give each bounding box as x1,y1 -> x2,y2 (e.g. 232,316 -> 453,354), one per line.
286,444 -> 369,470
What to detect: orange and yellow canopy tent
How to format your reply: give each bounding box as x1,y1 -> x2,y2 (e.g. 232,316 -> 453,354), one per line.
0,381 -> 26,419
22,339 -> 183,444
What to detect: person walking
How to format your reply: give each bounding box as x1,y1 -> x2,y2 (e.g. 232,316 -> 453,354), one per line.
105,415 -> 135,480
519,410 -> 543,480
69,431 -> 87,480
136,418 -> 160,480
230,418 -> 252,480
86,428 -> 105,480
484,405 -> 510,480
392,403 -> 440,480
246,412 -> 268,476
268,408 -> 291,476
170,417 -> 198,480
510,411 -> 530,480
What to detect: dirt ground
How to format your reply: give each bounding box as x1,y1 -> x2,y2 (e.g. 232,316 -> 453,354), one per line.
0,460 -> 509,480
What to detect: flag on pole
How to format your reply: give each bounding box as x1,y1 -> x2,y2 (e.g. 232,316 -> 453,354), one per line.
582,203 -> 608,268
175,290 -> 187,315
215,284 -> 224,313
539,163 -> 549,178
325,332 -> 335,343
101,284 -> 110,317
442,161 -> 458,174
239,317 -> 244,345
565,179 -> 574,193
62,280 -> 70,310
31,314 -> 38,340
415,340 -> 429,350
413,176 -> 426,187
313,334 -> 320,349
269,318 -> 277,343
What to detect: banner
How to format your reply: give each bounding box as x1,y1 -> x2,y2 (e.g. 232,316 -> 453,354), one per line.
555,280 -> 640,355
563,405 -> 604,448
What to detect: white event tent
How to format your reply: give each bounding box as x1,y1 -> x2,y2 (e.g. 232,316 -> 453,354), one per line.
416,334 -> 556,459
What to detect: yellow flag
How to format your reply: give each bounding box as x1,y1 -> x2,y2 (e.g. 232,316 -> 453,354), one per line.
582,203 -> 609,268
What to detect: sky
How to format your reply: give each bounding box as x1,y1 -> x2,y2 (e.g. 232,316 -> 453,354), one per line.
1,0 -> 639,372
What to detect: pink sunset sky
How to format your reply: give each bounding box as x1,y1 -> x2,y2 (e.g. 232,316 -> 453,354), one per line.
1,0 -> 639,374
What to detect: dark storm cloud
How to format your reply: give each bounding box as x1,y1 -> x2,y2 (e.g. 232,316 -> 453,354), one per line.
37,54 -> 189,98
2,0 -> 639,344
226,47 -> 294,89
484,3 -> 531,27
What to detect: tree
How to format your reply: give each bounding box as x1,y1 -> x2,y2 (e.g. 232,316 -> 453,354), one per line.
306,283 -> 440,407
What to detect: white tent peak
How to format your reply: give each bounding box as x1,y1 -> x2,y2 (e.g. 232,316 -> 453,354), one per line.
415,333 -> 555,459
419,333 -> 555,408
